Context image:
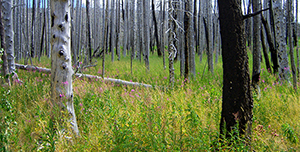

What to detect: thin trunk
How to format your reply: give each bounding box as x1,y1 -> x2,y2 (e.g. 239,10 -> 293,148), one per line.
207,0 -> 213,74
116,0 -> 121,61
261,15 -> 279,74
261,27 -> 272,73
184,0 -> 190,80
252,0 -> 261,92
287,0 -> 297,90
189,0 -> 195,76
122,0 -> 127,57
30,0 -> 36,57
143,0 -> 150,71
110,0 -> 115,62
179,0 -> 185,76
162,0 -> 166,69
86,0 -> 92,64
103,0 -> 109,78
39,19 -> 45,60
295,0 -> 299,79
152,0 -> 162,57
168,0 -> 175,88
137,0 -> 142,62
50,0 -> 79,135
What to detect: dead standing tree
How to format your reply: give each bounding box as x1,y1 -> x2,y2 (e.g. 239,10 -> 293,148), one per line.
50,0 -> 79,135
218,0 -> 253,142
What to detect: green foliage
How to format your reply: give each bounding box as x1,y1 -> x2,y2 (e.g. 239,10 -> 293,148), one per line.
2,54 -> 300,151
0,88 -> 17,151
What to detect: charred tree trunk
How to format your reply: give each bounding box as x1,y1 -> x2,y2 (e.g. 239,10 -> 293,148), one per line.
184,0 -> 190,80
261,28 -> 272,73
86,0 -> 92,64
218,0 -> 253,141
261,15 -> 279,74
152,0 -> 161,57
30,0 -> 36,58
252,0 -> 261,93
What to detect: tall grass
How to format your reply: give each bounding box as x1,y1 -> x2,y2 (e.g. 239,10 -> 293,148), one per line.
1,51 -> 299,151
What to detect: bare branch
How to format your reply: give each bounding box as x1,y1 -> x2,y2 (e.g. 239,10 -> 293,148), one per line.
243,8 -> 269,20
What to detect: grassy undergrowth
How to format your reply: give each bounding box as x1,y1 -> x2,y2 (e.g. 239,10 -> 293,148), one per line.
1,52 -> 300,151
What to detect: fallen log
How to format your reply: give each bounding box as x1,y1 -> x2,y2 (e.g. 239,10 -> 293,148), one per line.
15,63 -> 153,88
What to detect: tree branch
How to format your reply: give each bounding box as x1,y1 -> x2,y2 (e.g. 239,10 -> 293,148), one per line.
243,8 -> 269,20
15,63 -> 154,88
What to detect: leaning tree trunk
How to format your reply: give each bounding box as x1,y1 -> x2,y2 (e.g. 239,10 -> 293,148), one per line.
0,1 -> 10,86
50,0 -> 79,135
261,15 -> 279,73
218,0 -> 253,141
252,0 -> 261,93
152,0 -> 162,57
2,0 -> 15,73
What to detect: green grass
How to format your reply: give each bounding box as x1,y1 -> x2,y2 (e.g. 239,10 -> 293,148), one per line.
1,51 -> 300,151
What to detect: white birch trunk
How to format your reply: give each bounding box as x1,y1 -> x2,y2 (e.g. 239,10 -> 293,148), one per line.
2,0 -> 15,73
50,0 -> 79,135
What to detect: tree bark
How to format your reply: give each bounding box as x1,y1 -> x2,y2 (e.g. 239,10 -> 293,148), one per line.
252,0 -> 261,92
50,0 -> 79,135
0,1 -> 10,86
287,0 -> 297,90
110,0 -> 115,62
30,0 -> 36,58
184,0 -> 190,80
206,0 -> 213,74
189,0 -> 195,76
143,0 -> 150,71
103,0 -> 109,78
2,0 -> 15,73
86,0 -> 92,64
168,0 -> 176,88
261,15 -> 279,74
116,0 -> 121,61
261,28 -> 272,73
295,0 -> 299,79
273,0 -> 289,80
152,0 -> 162,57
218,0 -> 253,141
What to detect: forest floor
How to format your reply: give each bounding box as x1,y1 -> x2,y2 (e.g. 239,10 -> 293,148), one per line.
1,52 -> 300,151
